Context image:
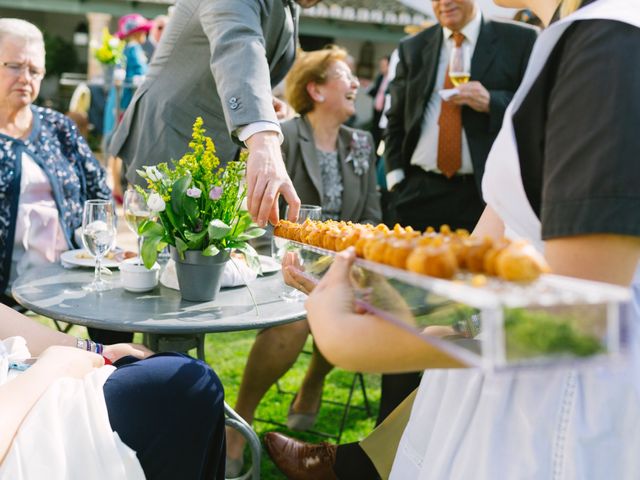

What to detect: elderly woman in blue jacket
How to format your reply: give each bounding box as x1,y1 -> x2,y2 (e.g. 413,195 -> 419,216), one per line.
0,19 -> 128,343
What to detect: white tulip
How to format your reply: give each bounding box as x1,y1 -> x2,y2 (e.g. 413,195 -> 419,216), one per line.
147,193 -> 166,212
145,166 -> 163,182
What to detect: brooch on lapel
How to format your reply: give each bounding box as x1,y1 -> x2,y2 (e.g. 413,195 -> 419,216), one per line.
345,131 -> 371,177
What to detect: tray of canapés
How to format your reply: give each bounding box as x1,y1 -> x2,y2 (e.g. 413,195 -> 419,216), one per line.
273,219 -> 632,369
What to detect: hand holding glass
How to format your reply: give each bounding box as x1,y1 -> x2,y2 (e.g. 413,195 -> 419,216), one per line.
449,44 -> 471,87
124,188 -> 153,265
81,199 -> 117,291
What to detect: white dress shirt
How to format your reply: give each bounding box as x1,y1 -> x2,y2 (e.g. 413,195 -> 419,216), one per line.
387,10 -> 482,190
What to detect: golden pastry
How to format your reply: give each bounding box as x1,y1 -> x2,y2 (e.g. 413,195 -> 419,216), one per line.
495,240 -> 550,282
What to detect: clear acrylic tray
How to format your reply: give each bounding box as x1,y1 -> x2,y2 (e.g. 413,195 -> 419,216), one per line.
274,236 -> 633,371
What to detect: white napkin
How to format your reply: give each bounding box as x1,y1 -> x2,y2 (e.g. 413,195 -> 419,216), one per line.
160,257 -> 258,290
439,88 -> 460,101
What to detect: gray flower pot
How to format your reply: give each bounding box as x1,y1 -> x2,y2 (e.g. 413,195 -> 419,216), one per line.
170,247 -> 230,302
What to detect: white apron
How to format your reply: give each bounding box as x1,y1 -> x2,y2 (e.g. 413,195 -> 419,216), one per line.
390,2 -> 640,479
0,338 -> 145,480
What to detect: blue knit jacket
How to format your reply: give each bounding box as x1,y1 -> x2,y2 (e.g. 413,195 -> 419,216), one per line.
0,106 -> 111,292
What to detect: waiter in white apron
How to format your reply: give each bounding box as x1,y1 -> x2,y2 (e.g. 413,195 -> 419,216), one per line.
386,0 -> 640,478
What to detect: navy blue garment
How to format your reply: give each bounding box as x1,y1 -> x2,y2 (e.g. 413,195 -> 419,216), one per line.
104,353 -> 226,480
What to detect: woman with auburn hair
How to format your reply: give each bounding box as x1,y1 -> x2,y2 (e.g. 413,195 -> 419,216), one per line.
265,0 -> 640,478
225,45 -> 381,477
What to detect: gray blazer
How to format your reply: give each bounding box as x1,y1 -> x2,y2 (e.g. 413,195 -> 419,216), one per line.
109,0 -> 299,185
281,116 -> 382,224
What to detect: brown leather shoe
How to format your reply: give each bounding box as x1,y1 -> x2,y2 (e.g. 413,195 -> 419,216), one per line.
264,432 -> 338,480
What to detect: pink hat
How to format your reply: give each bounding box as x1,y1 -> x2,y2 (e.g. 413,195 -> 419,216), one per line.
116,13 -> 153,39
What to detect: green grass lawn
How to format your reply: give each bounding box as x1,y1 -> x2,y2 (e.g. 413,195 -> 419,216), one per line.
34,315 -> 381,479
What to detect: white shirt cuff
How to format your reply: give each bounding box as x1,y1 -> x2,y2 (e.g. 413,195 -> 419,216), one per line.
237,122 -> 284,145
386,169 -> 405,191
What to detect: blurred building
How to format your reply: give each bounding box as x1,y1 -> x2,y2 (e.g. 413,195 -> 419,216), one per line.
0,0 -> 430,124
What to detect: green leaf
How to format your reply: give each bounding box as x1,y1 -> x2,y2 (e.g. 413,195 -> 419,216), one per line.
183,195 -> 199,224
234,243 -> 261,272
170,175 -> 192,219
202,244 -> 220,256
237,227 -> 265,241
185,229 -> 207,250
232,212 -> 253,236
208,219 -> 232,240
141,236 -> 162,269
175,237 -> 189,260
139,220 -> 164,237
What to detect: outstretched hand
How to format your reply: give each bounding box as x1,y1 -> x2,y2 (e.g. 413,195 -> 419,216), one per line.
103,343 -> 153,363
245,131 -> 300,227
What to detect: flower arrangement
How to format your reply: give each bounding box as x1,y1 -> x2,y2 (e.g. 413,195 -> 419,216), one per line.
94,27 -> 125,66
136,117 -> 264,269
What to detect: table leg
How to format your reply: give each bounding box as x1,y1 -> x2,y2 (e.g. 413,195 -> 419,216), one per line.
224,402 -> 261,480
143,333 -> 205,360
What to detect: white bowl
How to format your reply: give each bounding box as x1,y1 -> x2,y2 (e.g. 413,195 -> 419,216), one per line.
120,259 -> 160,292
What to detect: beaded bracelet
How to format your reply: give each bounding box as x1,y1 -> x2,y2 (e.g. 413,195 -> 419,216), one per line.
75,337 -> 104,355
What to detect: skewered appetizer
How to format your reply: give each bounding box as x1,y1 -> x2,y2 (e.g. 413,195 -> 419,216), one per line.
274,220 -> 550,282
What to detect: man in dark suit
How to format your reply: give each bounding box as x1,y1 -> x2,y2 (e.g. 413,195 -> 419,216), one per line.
386,0 -> 537,232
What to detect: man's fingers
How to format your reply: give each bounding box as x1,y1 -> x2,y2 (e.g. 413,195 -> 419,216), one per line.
268,198 -> 280,226
281,182 -> 301,222
256,182 -> 278,227
249,175 -> 269,222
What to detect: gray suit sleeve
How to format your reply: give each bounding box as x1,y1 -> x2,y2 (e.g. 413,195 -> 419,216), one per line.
200,0 -> 279,137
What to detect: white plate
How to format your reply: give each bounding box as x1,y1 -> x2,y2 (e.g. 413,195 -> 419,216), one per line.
60,249 -> 123,269
259,255 -> 280,274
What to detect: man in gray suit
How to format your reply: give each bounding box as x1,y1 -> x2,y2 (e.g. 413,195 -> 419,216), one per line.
110,0 -> 322,226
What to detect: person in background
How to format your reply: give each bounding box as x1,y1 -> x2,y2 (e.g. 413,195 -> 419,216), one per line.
0,19 -> 132,345
385,0 -> 537,233
117,14 -> 152,112
142,14 -> 169,61
105,14 -> 153,204
266,0 -> 640,478
367,55 -> 390,149
110,0 -> 332,229
225,45 -> 381,477
0,302 -> 226,479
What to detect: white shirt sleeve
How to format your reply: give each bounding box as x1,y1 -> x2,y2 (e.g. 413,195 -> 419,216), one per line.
386,168 -> 406,191
236,121 -> 284,145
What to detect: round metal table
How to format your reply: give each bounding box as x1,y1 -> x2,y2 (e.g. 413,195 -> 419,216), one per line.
13,263 -> 307,480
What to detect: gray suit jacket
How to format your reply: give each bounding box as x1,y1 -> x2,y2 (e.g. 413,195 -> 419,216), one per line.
109,0 -> 298,184
281,116 -> 382,224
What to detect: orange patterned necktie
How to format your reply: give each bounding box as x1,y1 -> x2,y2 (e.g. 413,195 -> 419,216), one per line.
437,32 -> 465,178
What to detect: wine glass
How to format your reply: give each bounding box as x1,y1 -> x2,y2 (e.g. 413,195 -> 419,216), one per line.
81,199 -> 117,292
124,188 -> 152,265
272,204 -> 322,302
449,44 -> 471,87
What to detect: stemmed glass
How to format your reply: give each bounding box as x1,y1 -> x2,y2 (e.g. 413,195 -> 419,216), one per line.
272,204 -> 322,302
449,44 -> 471,87
124,188 -> 152,265
82,199 -> 117,291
